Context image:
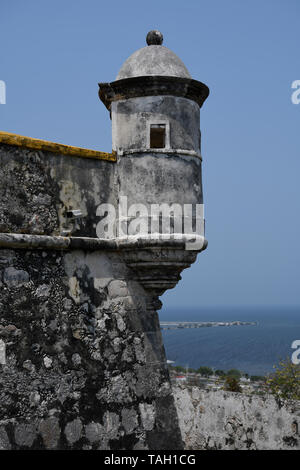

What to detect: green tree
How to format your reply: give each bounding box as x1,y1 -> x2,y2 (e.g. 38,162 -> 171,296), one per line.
223,376 -> 242,393
215,369 -> 225,377
226,369 -> 242,379
173,365 -> 185,373
250,375 -> 265,382
265,358 -> 300,403
197,366 -> 213,377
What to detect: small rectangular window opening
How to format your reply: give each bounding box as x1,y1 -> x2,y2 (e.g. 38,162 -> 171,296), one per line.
150,124 -> 166,149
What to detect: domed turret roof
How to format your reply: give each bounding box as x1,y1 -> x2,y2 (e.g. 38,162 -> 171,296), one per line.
116,30 -> 191,80
99,31 -> 209,111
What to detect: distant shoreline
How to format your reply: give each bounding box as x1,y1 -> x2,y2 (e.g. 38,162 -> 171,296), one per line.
160,321 -> 257,330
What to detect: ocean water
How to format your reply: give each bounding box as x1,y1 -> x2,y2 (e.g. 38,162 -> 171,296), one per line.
159,306 -> 300,376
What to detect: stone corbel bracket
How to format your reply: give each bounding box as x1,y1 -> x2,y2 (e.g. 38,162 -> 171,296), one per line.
120,239 -> 207,297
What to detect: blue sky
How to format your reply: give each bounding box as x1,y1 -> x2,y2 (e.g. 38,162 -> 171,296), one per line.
1,0 -> 299,308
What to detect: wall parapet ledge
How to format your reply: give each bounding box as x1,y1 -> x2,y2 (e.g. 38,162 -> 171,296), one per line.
0,131 -> 117,162
118,148 -> 202,160
0,232 -> 207,251
0,232 -> 207,299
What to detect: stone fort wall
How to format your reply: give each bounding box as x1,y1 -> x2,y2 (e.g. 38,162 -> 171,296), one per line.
0,139 -> 183,450
2,137 -> 298,451
174,385 -> 300,450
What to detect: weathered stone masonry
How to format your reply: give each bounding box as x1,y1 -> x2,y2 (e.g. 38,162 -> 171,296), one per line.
0,31 -> 209,449
1,30 -> 298,451
174,386 -> 300,450
0,144 -> 192,450
0,245 -> 182,449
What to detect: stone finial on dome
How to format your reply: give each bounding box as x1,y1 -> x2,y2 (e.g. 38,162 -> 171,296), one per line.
146,30 -> 163,46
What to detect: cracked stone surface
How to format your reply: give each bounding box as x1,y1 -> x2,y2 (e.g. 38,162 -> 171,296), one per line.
0,246 -> 183,449
174,385 -> 300,450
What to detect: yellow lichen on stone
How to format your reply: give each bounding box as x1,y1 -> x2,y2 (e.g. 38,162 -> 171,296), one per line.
0,131 -> 116,162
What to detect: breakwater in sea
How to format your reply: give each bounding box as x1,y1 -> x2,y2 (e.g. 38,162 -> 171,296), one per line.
159,307 -> 300,375
160,321 -> 257,330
